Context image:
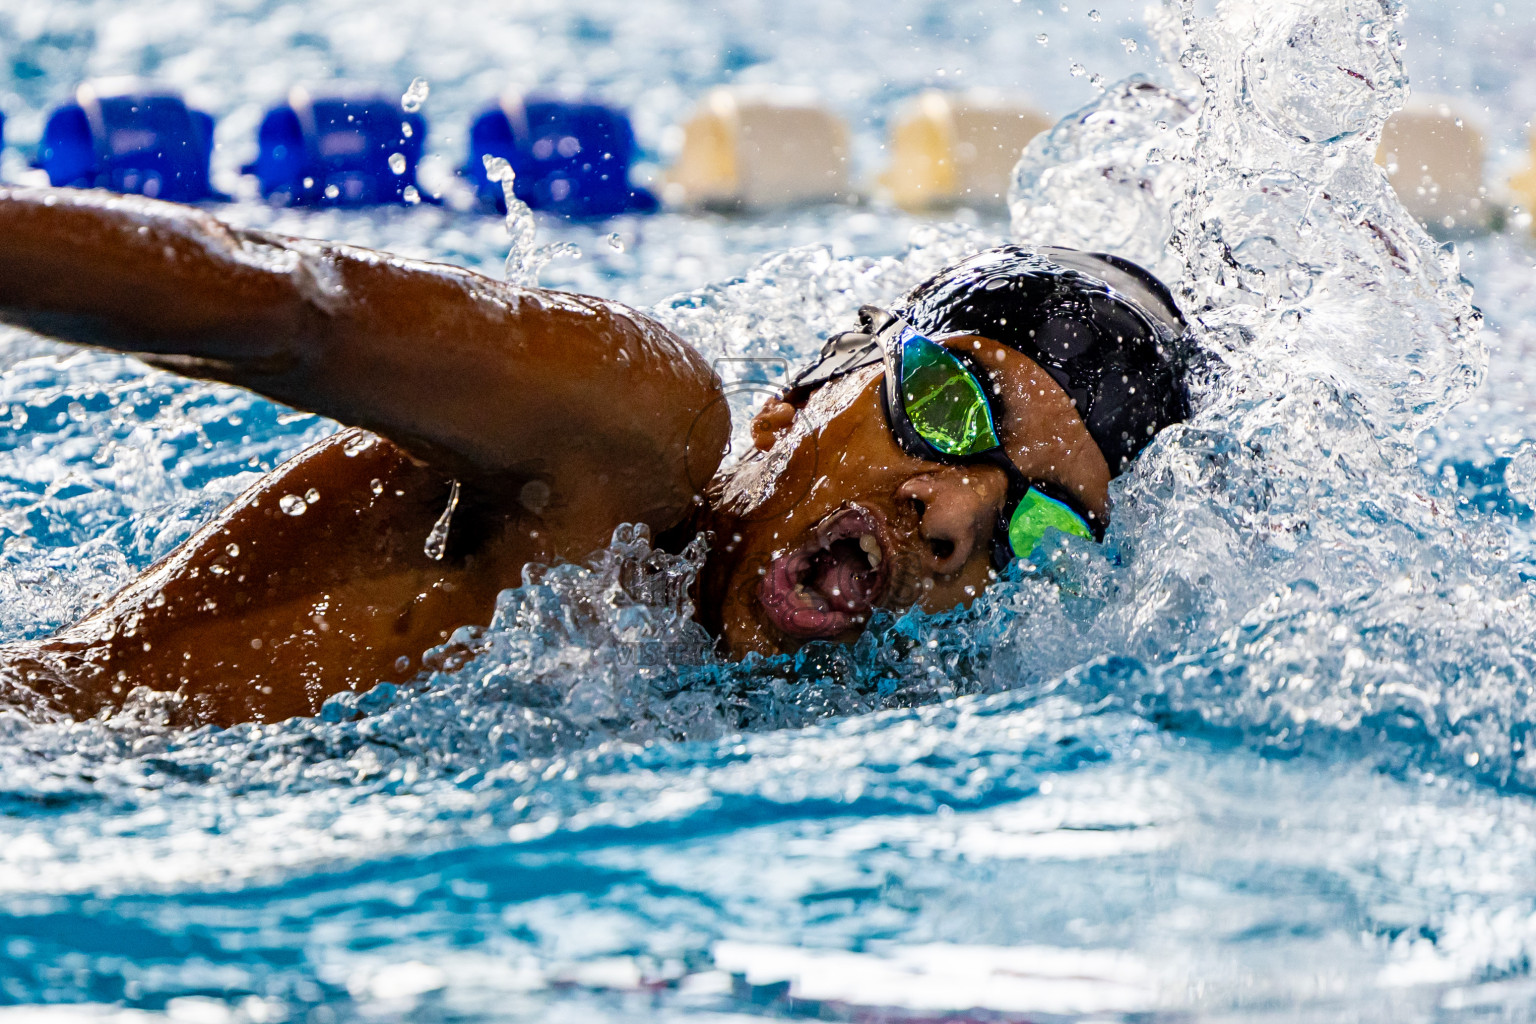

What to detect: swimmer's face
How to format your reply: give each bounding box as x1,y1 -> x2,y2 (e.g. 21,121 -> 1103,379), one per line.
700,335 -> 1112,657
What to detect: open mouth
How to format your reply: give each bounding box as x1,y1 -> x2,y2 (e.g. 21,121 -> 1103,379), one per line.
756,504 -> 891,641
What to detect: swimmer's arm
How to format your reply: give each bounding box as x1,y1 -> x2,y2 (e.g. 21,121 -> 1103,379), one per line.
0,187 -> 729,542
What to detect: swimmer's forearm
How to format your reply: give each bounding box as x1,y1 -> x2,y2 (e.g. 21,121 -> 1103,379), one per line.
0,187 -> 728,530
0,187 -> 313,358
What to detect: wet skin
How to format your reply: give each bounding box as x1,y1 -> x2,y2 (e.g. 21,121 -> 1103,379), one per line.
0,187 -> 728,724
0,187 -> 1110,726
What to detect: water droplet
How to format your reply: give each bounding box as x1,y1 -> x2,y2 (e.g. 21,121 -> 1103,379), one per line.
225,543 -> 240,557
401,76 -> 430,113
402,185 -> 421,205
279,494 -> 307,516
424,480 -> 461,561
323,184 -> 340,200
1088,8 -> 1100,20
400,121 -> 413,139
1121,36 -> 1139,53
305,488 -> 320,504
1069,62 -> 1086,78
519,479 -> 552,515
395,655 -> 412,673
1036,32 -> 1049,44
370,478 -> 385,496
389,153 -> 407,175
607,232 -> 625,252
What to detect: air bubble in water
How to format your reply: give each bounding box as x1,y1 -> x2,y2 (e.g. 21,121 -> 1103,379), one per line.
1506,443 -> 1536,508
1088,8 -> 1101,20
1037,32 -> 1049,44
401,121 -> 413,139
279,494 -> 307,516
401,76 -> 430,113
607,232 -> 625,252
402,185 -> 421,205
1069,62 -> 1087,77
388,153 -> 407,175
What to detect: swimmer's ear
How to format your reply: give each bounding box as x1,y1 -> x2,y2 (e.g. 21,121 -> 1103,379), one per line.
750,397 -> 797,452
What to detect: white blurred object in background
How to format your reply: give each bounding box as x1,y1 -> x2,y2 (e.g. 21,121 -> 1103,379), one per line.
1377,98 -> 1497,236
883,89 -> 1052,210
664,86 -> 850,210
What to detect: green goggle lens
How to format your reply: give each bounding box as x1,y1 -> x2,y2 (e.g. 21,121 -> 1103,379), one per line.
1008,488 -> 1094,560
899,330 -> 1000,458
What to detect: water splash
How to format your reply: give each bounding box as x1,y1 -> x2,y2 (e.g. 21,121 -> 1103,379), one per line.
1011,76 -> 1196,280
482,154 -> 581,287
998,0 -> 1529,788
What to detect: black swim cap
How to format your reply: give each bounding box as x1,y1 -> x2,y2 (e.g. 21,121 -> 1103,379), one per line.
896,245 -> 1190,474
786,245 -> 1190,476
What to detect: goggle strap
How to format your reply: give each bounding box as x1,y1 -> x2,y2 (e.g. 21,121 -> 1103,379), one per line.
783,306 -> 906,399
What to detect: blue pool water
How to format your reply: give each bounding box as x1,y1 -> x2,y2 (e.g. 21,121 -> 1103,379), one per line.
5,0 -> 1536,1020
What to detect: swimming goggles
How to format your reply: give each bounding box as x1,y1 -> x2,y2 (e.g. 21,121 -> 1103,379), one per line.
787,305 -> 1100,568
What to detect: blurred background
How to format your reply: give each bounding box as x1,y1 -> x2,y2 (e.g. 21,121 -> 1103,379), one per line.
0,0 -> 1525,303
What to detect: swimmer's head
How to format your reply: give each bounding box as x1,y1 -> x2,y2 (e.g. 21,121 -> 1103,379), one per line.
700,245 -> 1191,658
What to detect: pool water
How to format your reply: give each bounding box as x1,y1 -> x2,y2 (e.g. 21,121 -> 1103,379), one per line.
4,0 -> 1536,1020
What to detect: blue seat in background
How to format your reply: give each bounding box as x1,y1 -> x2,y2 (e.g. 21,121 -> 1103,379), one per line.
34,82 -> 221,202
243,89 -> 427,207
463,95 -> 657,218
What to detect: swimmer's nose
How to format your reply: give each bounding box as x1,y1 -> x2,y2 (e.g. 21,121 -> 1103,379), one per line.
897,468 -> 1006,576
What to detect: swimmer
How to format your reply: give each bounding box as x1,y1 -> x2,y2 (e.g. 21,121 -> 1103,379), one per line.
0,187 -> 1188,726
